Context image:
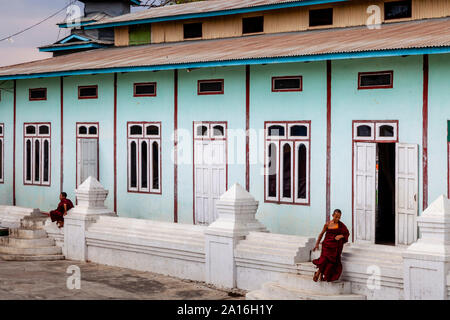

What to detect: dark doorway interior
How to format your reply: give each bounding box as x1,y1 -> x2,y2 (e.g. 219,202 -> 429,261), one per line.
375,143 -> 395,245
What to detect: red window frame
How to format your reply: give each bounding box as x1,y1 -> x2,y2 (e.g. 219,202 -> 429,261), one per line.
133,82 -> 157,97
358,71 -> 394,90
264,121 -> 311,206
78,85 -> 98,99
127,121 -> 162,195
197,79 -> 224,95
76,122 -> 100,188
29,88 -> 47,101
23,122 -> 51,187
272,76 -> 303,92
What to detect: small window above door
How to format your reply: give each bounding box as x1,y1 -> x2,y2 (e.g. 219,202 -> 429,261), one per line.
242,16 -> 264,34
77,123 -> 99,138
267,124 -> 286,139
353,121 -> 398,142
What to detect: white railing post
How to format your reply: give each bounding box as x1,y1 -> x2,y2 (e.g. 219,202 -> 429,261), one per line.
64,177 -> 116,261
204,183 -> 267,289
403,195 -> 450,300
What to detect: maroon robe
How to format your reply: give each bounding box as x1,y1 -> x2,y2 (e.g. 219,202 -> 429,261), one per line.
312,221 -> 350,282
50,198 -> 74,223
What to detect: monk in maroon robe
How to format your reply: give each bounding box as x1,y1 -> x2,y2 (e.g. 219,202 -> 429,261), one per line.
49,192 -> 74,228
312,209 -> 350,282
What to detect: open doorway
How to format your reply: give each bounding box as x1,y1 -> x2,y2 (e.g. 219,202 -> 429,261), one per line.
375,143 -> 395,245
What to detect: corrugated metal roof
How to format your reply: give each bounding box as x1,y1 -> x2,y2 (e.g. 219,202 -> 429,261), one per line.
85,0 -> 344,28
1,18 -> 449,78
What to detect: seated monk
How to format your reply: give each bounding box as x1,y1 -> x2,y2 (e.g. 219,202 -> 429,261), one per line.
312,209 -> 350,282
49,192 -> 74,228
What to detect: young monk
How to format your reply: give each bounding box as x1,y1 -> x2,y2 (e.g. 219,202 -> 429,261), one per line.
49,192 -> 74,228
312,209 -> 350,282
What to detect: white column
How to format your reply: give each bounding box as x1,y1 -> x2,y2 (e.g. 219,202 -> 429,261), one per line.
205,183 -> 267,289
403,195 -> 450,300
64,177 -> 116,261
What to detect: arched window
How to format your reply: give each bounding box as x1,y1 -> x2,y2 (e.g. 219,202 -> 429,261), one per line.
268,125 -> 285,137
26,140 -> 31,181
290,125 -> 308,137
197,125 -> 208,137
268,143 -> 277,198
146,125 -> 159,136
26,125 -> 36,135
152,142 -> 159,190
43,140 -> 49,182
88,126 -> 97,135
39,125 -> 49,135
130,141 -> 137,188
357,125 -> 372,137
379,125 -> 394,137
130,125 -> 143,136
282,144 -> 291,198
297,144 -> 307,199
34,140 -> 40,182
212,125 -> 224,137
141,141 -> 148,189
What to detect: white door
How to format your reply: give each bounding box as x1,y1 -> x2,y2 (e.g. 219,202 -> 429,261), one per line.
395,143 -> 418,245
194,140 -> 226,225
354,142 -> 376,243
77,138 -> 98,186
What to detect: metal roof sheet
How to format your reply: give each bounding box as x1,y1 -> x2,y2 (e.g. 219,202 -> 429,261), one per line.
1,18 -> 449,79
85,0 -> 346,28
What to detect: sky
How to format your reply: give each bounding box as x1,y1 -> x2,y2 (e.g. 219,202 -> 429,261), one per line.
0,0 -> 147,67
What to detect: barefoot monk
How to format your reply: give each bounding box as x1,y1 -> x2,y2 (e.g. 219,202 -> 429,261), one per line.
49,192 -> 74,228
312,209 -> 350,282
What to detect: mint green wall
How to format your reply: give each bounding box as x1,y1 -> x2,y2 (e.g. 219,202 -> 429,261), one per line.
428,54 -> 450,202
250,62 -> 327,237
15,78 -> 61,211
177,66 -> 246,224
116,70 -> 175,221
0,54 -> 447,239
331,55 -> 423,239
0,81 -> 14,205
62,74 -> 115,210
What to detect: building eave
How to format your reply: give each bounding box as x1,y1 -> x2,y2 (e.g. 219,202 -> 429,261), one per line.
2,47 -> 450,81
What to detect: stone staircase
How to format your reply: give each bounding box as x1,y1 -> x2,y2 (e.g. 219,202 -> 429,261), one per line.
0,213 -> 64,261
246,271 -> 366,300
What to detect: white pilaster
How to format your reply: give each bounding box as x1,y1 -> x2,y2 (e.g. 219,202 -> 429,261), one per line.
64,177 -> 116,261
403,195 -> 450,300
205,183 -> 267,289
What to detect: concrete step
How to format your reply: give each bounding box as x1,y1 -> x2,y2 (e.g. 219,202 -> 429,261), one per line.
20,216 -> 48,230
1,237 -> 55,248
297,262 -> 316,276
0,245 -> 62,256
9,228 -> 47,239
0,253 -> 64,261
260,282 -> 366,300
278,273 -> 352,295
246,290 -> 269,300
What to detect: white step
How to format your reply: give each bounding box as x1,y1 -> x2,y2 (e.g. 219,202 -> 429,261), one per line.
260,282 -> 366,300
297,262 -> 316,276
0,245 -> 62,256
278,273 -> 352,295
9,228 -> 48,239
20,217 -> 48,230
1,237 -> 55,248
246,290 -> 269,300
0,254 -> 64,261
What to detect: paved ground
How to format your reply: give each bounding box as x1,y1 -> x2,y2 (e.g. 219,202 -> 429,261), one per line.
0,260 -> 246,300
